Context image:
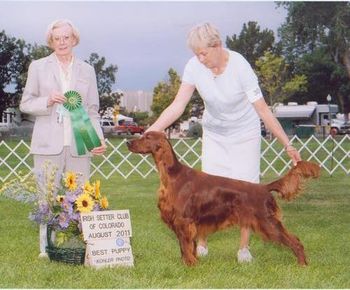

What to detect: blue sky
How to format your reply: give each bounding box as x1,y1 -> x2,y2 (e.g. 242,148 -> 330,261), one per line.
0,1 -> 287,92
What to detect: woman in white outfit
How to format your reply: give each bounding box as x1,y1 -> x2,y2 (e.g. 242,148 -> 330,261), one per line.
147,23 -> 301,263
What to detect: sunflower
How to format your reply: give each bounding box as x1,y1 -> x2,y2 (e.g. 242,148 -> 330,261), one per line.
64,171 -> 77,191
100,196 -> 109,209
56,195 -> 64,203
94,180 -> 101,200
75,193 -> 94,213
83,181 -> 94,195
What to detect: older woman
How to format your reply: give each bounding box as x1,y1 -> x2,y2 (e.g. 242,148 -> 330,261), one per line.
20,19 -> 106,181
20,19 -> 106,257
147,23 -> 301,263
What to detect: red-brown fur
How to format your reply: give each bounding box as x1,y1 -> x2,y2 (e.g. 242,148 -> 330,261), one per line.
127,131 -> 320,266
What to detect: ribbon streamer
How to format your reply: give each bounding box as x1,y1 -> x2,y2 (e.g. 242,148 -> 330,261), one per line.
64,91 -> 101,155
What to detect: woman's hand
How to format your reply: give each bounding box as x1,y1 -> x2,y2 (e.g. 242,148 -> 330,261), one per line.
48,91 -> 66,107
285,145 -> 302,166
91,139 -> 107,156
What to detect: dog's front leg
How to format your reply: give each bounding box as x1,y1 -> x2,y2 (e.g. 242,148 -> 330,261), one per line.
173,218 -> 198,266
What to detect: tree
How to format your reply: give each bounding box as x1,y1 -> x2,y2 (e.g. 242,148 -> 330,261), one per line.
189,89 -> 204,119
278,2 -> 350,113
291,48 -> 348,106
0,30 -> 31,117
86,53 -> 118,115
129,111 -> 149,126
255,51 -> 307,106
99,91 -> 122,117
86,53 -> 118,95
151,68 -> 191,127
18,44 -> 52,92
226,21 -> 276,68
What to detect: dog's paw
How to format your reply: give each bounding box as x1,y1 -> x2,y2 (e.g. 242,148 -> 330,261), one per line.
237,247 -> 253,263
196,245 -> 208,257
183,255 -> 198,266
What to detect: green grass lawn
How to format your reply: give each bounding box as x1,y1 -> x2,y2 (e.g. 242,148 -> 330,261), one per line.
0,170 -> 349,288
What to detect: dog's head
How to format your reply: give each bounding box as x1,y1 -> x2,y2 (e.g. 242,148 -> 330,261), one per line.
126,131 -> 167,154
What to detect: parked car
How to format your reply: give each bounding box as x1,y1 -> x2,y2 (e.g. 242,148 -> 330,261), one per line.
114,120 -> 144,135
100,119 -> 115,134
330,118 -> 350,135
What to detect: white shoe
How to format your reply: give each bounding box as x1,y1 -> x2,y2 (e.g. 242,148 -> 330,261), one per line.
196,245 -> 208,257
237,247 -> 253,263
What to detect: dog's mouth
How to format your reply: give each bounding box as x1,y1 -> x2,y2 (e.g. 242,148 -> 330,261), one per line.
126,140 -> 154,155
126,140 -> 144,153
126,140 -> 135,151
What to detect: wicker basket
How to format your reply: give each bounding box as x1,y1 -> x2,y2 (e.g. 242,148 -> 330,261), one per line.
46,225 -> 85,265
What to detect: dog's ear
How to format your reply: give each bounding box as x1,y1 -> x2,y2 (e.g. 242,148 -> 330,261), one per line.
150,134 -> 163,153
167,162 -> 182,175
153,143 -> 162,152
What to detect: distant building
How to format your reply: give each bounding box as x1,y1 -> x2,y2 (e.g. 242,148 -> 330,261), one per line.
120,90 -> 153,113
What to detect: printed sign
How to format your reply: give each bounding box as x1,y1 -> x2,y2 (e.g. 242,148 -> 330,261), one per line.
85,238 -> 134,269
81,210 -> 132,241
81,210 -> 134,268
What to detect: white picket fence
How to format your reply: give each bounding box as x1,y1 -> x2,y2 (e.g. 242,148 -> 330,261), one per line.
0,135 -> 349,183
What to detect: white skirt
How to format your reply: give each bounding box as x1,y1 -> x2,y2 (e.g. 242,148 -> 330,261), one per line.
201,130 -> 261,183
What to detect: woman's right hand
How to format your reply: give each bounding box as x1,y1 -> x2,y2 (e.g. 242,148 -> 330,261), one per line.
47,91 -> 66,107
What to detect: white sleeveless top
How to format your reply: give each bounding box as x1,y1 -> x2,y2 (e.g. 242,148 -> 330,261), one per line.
182,49 -> 262,139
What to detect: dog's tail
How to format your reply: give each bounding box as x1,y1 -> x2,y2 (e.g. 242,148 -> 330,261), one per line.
266,161 -> 320,201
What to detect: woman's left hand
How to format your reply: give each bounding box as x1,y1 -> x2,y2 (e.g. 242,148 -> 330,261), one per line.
286,145 -> 302,166
91,140 -> 107,155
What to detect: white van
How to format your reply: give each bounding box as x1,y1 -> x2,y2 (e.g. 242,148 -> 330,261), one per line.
100,119 -> 115,134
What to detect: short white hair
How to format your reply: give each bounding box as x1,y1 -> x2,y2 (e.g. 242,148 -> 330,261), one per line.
46,19 -> 80,48
187,23 -> 222,51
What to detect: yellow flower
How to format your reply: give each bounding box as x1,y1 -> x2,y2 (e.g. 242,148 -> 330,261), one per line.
94,180 -> 101,200
100,196 -> 109,209
83,181 -> 94,195
75,193 -> 94,213
56,195 -> 64,203
64,171 -> 77,191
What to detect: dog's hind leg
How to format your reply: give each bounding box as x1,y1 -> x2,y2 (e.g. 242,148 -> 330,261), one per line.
256,217 -> 307,266
173,218 -> 198,266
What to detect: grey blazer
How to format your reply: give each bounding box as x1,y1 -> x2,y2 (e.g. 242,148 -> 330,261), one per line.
20,53 -> 103,156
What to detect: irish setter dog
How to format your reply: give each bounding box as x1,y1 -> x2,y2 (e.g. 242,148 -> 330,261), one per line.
127,131 -> 320,266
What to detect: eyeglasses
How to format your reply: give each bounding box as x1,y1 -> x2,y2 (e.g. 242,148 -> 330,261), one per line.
52,35 -> 73,43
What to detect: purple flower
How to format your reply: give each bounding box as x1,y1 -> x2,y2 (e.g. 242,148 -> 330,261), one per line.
58,212 -> 70,229
61,199 -> 73,215
29,202 -> 53,224
71,212 -> 80,222
64,191 -> 77,203
93,203 -> 101,211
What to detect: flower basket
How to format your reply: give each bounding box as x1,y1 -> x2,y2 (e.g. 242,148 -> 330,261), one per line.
46,225 -> 85,265
20,164 -> 110,264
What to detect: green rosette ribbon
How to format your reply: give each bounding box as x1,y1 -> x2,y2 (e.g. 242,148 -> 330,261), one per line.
64,90 -> 101,155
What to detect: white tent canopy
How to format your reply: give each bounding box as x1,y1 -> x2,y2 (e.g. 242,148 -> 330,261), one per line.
116,114 -> 133,122
102,107 -> 133,122
274,105 -> 316,119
